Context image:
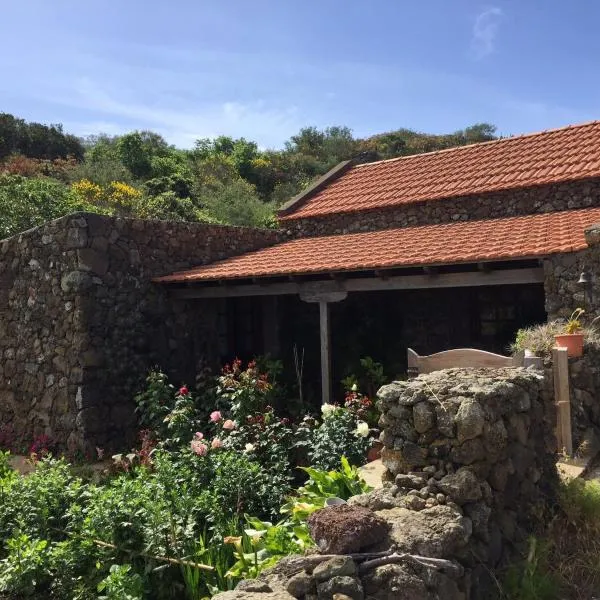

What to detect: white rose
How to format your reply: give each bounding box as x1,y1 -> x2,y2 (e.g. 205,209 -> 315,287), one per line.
321,403 -> 336,417
354,421 -> 370,437
244,443 -> 255,453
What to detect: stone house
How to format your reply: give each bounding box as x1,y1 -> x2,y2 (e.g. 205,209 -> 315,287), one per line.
3,120 -> 600,452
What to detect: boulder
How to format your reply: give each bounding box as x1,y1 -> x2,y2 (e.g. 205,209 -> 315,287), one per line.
373,505 -> 472,557
317,576 -> 363,600
455,400 -> 485,443
413,401 -> 436,433
436,468 -> 482,505
313,557 -> 356,583
361,564 -> 430,600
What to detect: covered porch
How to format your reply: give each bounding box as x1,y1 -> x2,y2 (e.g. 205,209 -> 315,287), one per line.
155,208 -> 600,407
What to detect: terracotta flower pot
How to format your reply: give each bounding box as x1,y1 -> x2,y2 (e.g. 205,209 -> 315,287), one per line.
554,333 -> 584,358
367,441 -> 383,462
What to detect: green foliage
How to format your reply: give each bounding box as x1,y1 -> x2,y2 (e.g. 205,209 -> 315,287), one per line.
341,355 -> 387,400
134,370 -> 175,435
502,537 -> 559,600
558,477 -> 600,524
227,457 -> 371,582
97,564 -> 144,600
0,112 -> 84,161
281,456 -> 372,521
0,532 -> 50,596
0,457 -> 83,542
0,111 -> 499,236
215,358 -> 274,423
197,178 -> 276,228
296,406 -> 372,471
0,174 -> 97,239
501,479 -> 600,599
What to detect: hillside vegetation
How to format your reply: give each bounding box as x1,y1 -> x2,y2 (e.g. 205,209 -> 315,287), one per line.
0,113 -> 497,238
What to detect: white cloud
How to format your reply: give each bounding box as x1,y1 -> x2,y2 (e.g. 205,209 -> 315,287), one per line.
61,78 -> 301,148
471,7 -> 504,59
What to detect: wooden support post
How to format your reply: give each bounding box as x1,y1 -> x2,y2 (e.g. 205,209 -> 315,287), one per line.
319,301 -> 331,404
552,347 -> 572,456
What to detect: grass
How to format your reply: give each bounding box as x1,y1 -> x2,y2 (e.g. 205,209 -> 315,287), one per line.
501,478 -> 600,600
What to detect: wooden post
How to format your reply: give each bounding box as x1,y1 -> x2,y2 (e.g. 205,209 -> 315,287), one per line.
298,283 -> 347,405
319,301 -> 331,404
552,347 -> 572,456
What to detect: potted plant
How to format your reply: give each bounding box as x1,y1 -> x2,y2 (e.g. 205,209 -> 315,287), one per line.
554,308 -> 585,357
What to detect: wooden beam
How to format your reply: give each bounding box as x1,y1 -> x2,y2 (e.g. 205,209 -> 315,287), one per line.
169,267 -> 544,299
319,301 -> 331,404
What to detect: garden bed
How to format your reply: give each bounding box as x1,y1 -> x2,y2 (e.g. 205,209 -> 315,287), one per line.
0,358 -> 381,598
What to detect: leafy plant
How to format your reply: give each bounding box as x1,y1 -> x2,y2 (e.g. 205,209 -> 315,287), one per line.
281,456 -> 372,522
564,308 -> 585,334
97,564 -> 144,600
296,405 -> 372,471
0,532 -> 50,596
216,359 -> 273,423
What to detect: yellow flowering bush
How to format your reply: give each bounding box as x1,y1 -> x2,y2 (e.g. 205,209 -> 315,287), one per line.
106,181 -> 143,215
69,180 -> 144,216
70,179 -> 103,204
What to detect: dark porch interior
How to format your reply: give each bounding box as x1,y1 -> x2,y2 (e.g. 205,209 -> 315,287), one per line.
214,283 -> 546,408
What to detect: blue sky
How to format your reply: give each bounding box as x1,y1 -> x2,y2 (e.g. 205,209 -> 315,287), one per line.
1,1 -> 599,148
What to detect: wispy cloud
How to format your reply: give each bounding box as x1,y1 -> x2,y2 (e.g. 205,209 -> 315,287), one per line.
471,7 -> 504,59
59,77 -> 302,148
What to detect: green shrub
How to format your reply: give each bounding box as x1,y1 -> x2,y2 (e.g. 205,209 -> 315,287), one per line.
0,532 -> 50,597
296,405 -> 372,471
97,564 -> 144,600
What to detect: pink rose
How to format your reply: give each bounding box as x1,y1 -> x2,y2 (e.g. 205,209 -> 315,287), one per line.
211,438 -> 223,449
210,411 -> 222,423
223,419 -> 236,431
190,440 -> 208,456
194,432 -> 204,439
179,386 -> 189,396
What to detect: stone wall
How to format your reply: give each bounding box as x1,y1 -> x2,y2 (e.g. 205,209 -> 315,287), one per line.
374,367 -> 556,596
215,367 -> 556,600
281,177 -> 600,237
0,213 -> 282,453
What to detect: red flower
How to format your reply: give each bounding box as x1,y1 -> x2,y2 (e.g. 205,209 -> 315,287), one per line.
179,386 -> 189,396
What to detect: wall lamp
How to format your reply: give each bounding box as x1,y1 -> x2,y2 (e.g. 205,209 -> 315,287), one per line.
577,265 -> 594,306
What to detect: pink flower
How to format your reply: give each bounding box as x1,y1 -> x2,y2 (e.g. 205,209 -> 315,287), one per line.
194,432 -> 204,439
179,386 -> 189,396
210,411 -> 222,423
190,440 -> 208,456
211,438 -> 223,449
223,419 -> 236,431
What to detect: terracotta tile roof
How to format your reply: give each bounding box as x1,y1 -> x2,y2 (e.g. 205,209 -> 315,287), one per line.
157,207 -> 600,283
279,121 -> 600,220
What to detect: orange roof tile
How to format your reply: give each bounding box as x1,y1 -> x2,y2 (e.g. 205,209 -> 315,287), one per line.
157,207 -> 600,283
279,121 -> 600,220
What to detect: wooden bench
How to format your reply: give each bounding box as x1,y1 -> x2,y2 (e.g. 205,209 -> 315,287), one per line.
407,347 -> 522,376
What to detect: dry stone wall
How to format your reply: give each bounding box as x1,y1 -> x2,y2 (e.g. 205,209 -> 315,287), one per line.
281,178 -> 600,237
0,213 -> 282,452
375,367 -> 557,596
215,368 -> 557,600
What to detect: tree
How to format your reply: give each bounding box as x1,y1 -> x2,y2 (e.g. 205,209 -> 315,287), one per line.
0,113 -> 85,161
199,179 -> 276,227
